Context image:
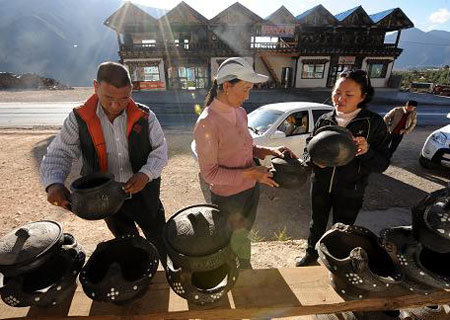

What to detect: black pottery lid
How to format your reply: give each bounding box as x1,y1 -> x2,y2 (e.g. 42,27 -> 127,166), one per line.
0,220 -> 62,268
271,156 -> 302,167
165,204 -> 231,256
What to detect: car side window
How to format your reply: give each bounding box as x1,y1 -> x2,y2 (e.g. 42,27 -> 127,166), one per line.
312,109 -> 331,126
278,111 -> 309,137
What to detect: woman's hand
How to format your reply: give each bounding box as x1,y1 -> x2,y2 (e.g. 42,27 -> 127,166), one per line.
354,136 -> 369,156
243,166 -> 279,187
270,146 -> 297,159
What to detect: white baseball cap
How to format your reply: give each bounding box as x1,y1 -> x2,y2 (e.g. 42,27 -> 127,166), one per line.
216,57 -> 268,85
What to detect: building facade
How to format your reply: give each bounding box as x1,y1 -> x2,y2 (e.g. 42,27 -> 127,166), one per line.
104,2 -> 413,90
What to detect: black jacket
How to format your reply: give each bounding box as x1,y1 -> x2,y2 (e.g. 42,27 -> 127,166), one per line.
305,108 -> 390,197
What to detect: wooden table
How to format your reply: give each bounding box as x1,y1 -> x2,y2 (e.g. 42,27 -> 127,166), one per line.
2,266 -> 450,319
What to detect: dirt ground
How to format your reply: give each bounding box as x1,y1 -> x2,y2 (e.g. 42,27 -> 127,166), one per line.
0,89 -> 449,270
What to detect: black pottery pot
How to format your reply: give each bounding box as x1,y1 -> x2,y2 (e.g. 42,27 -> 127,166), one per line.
317,223 -> 404,300
307,125 -> 357,167
381,226 -> 450,295
412,187 -> 450,253
0,221 -> 64,277
80,235 -> 159,304
270,155 -> 308,189
163,204 -> 239,305
70,172 -> 131,220
0,233 -> 85,307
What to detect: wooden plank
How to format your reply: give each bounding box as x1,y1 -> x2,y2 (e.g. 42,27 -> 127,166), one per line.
1,266 -> 450,319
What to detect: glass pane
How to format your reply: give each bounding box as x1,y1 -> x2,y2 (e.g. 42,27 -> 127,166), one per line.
369,64 -> 384,78
178,67 -> 186,78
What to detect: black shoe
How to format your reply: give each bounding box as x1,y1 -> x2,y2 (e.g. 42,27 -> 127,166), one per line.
295,251 -> 318,267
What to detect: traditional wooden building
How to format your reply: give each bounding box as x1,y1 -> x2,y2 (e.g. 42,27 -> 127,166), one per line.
104,2 -> 413,90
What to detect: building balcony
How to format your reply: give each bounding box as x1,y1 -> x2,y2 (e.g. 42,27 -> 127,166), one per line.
120,42 -> 402,59
120,42 -> 236,58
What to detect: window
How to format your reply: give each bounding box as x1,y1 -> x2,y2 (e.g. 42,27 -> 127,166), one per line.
141,39 -> 156,47
302,64 -> 325,79
312,109 -> 331,124
250,36 -> 279,48
278,111 -> 309,136
143,66 -> 160,81
366,61 -> 390,78
248,109 -> 283,135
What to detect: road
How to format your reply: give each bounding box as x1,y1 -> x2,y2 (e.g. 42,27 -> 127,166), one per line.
0,102 -> 448,128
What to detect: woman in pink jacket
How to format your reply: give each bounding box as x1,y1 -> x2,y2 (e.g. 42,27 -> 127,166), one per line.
193,57 -> 294,268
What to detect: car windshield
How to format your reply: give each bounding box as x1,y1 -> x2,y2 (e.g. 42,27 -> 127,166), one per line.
248,108 -> 283,135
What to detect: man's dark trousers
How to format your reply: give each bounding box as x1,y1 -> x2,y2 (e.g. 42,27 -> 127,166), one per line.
104,177 -> 166,263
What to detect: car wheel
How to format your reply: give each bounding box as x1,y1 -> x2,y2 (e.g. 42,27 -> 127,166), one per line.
419,154 -> 432,169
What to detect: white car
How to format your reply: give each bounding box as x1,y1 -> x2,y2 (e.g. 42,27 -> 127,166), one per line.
191,102 -> 334,166
419,112 -> 450,169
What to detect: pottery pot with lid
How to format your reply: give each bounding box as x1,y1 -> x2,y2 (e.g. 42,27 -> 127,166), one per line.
307,125 -> 357,167
163,204 -> 239,305
69,172 -> 131,220
412,187 -> 450,253
0,220 -> 64,277
0,233 -> 85,307
270,155 -> 308,189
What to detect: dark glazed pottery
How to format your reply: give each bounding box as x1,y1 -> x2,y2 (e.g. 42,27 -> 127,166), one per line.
163,204 -> 240,305
0,233 -> 85,307
412,187 -> 450,253
307,125 -> 357,167
80,235 -> 159,304
70,172 -> 131,220
270,155 -> 308,189
0,220 -> 63,277
317,223 -> 404,300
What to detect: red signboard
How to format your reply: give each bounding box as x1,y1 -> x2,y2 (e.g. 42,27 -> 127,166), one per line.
261,25 -> 295,37
139,81 -> 166,90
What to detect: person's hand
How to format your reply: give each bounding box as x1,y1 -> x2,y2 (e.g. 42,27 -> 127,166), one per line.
47,183 -> 71,210
243,166 -> 279,187
271,146 -> 298,159
124,172 -> 150,194
354,136 -> 369,156
400,129 -> 405,135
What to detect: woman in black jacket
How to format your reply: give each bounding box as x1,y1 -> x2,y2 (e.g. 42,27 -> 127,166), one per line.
296,69 -> 390,267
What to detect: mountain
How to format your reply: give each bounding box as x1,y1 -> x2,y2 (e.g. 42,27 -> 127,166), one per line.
386,28 -> 450,69
0,0 -> 165,86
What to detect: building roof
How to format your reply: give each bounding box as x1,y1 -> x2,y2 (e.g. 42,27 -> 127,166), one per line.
158,1 -> 209,25
335,7 -> 359,21
335,6 -> 373,26
265,6 -> 298,25
104,2 -> 157,32
296,5 -> 337,26
370,8 -> 396,23
369,8 -> 414,30
210,2 -> 264,25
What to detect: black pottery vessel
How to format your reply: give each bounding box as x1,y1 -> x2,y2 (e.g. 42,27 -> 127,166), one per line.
70,172 -> 131,220
317,223 -> 404,300
380,226 -> 450,295
80,235 -> 159,304
270,155 -> 308,189
0,221 -> 85,307
163,204 -> 239,305
412,187 -> 450,253
307,125 -> 357,167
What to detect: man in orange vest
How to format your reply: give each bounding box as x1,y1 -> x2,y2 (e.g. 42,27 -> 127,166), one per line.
40,62 -> 168,259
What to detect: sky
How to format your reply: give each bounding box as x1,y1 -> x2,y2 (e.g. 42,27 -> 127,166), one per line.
130,0 -> 450,32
